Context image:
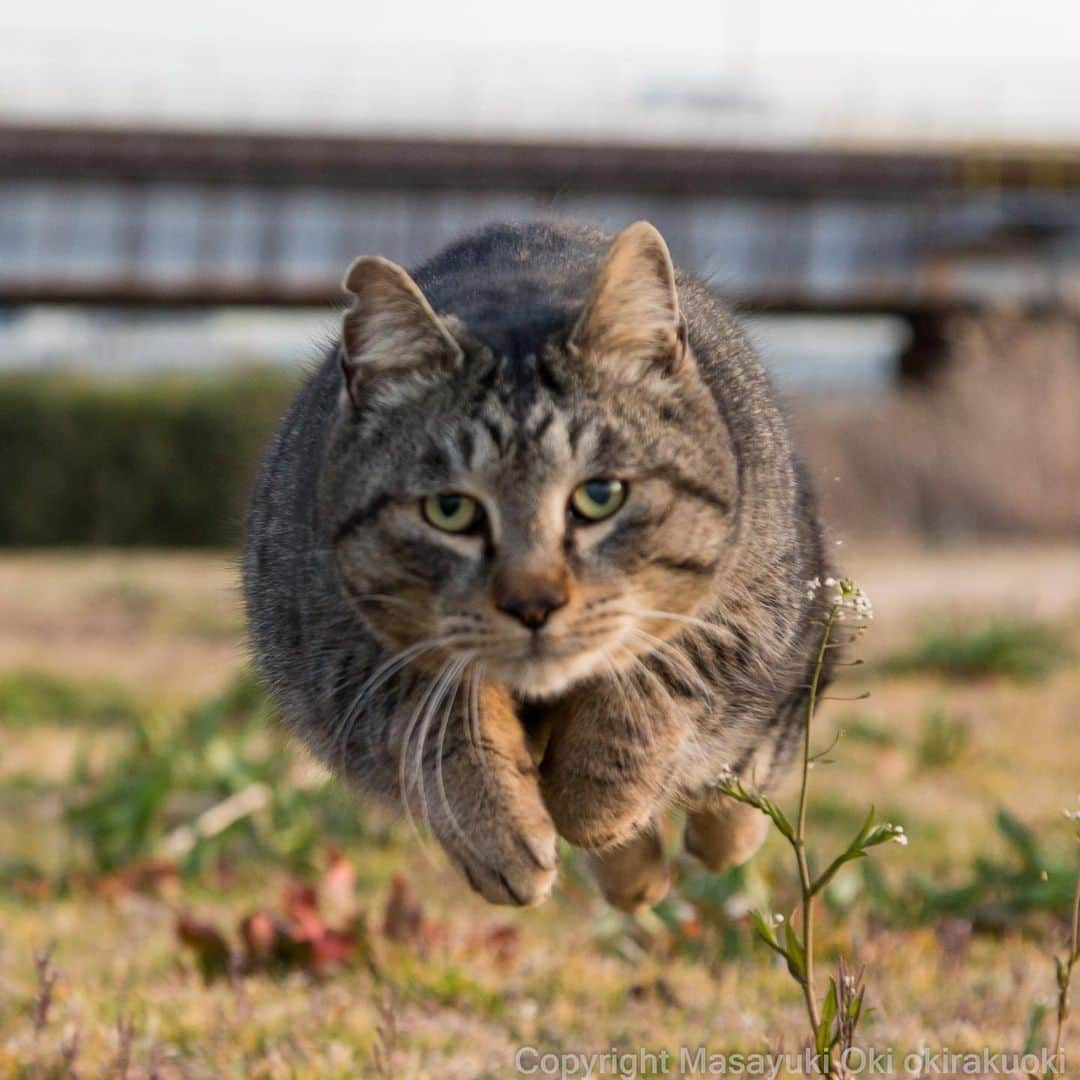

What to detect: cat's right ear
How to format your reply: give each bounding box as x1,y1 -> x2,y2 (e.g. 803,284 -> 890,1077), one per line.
339,256 -> 463,410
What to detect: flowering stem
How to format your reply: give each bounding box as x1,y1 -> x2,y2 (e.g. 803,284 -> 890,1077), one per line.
719,578 -> 881,1078
796,604 -> 838,1056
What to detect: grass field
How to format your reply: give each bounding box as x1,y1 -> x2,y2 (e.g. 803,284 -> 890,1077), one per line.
1,545 -> 1078,1078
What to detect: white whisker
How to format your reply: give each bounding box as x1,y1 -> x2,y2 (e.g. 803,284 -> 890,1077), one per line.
330,636 -> 449,773
394,656 -> 456,860
433,657 -> 488,866
625,607 -> 731,641
469,662 -> 486,769
408,656 -> 467,835
615,644 -> 680,717
346,592 -> 417,609
629,627 -> 714,702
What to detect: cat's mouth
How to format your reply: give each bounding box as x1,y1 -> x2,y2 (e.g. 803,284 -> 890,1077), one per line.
489,651 -> 602,699
480,631 -> 619,699
414,608 -> 637,699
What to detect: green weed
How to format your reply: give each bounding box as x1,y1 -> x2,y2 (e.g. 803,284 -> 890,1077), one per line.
882,619 -> 1072,682
62,669 -> 371,875
866,810 -> 1079,933
916,707 -> 971,768
0,671 -> 139,728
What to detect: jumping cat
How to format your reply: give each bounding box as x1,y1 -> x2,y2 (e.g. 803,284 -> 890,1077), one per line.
243,221 -> 833,910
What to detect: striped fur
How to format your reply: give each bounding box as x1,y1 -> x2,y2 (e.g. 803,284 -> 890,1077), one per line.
243,221 -> 834,908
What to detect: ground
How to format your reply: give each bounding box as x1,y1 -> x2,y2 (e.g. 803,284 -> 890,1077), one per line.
1,544 -> 1078,1079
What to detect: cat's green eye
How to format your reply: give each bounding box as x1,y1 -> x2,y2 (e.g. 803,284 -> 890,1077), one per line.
422,492 -> 481,533
570,478 -> 626,522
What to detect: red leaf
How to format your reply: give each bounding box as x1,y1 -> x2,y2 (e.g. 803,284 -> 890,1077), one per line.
310,928 -> 356,970
283,881 -> 325,941
679,917 -> 703,940
322,849 -> 356,918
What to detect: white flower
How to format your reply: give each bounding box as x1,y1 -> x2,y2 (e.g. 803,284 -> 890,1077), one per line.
823,576 -> 875,626
772,913 -> 785,926
881,823 -> 908,845
1063,809 -> 1080,823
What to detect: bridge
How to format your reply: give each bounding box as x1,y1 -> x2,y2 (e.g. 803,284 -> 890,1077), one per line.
2,124 -> 1078,354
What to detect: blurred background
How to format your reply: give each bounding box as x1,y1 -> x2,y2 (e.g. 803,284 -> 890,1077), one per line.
3,0 -> 1079,544
1,2 -> 1078,1075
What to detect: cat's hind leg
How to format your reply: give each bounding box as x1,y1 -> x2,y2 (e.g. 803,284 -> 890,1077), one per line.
588,817 -> 670,912
683,798 -> 768,872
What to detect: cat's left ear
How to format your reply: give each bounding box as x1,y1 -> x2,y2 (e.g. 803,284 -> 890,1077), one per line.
339,256 -> 463,410
569,221 -> 688,376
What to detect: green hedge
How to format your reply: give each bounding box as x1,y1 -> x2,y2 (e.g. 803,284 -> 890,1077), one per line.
0,369 -> 298,546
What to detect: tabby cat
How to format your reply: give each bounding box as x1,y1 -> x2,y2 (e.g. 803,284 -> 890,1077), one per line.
244,221 -> 833,910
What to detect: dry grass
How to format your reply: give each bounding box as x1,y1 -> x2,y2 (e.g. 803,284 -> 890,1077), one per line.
0,552 -> 242,704
1,547 -> 1078,1077
796,312 -> 1080,540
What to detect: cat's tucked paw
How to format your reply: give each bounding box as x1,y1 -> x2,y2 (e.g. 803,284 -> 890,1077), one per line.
543,783 -> 654,852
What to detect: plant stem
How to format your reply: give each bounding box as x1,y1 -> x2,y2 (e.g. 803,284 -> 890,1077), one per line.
1051,864 -> 1080,1074
796,605 -> 838,1054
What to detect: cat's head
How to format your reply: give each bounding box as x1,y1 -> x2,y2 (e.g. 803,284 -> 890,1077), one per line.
322,222 -> 738,698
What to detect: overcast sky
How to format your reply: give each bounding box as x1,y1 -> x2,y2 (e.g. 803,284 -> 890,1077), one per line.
2,1 -> 1078,143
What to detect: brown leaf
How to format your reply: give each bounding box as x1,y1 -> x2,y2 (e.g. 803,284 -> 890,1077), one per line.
483,923 -> 521,968
382,875 -> 424,944
93,859 -> 181,900
12,877 -> 53,901
239,910 -> 286,967
350,913 -> 385,981
176,913 -> 231,980
419,918 -> 450,953
124,858 -> 182,897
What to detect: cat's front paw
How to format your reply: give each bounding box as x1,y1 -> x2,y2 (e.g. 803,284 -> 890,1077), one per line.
427,678 -> 559,906
442,787 -> 558,906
